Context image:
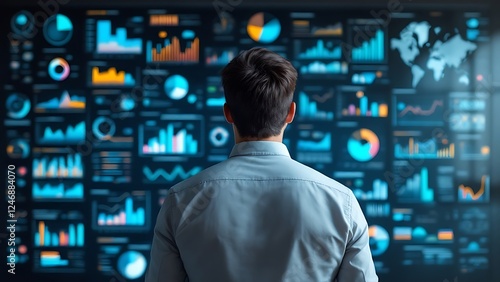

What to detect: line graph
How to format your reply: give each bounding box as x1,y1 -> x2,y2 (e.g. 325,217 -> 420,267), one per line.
458,175 -> 489,202
143,165 -> 202,183
398,100 -> 443,117
394,96 -> 445,126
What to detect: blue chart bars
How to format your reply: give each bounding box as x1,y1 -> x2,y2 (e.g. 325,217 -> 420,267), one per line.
397,167 -> 435,203
96,20 -> 142,54
2,6 -> 494,282
298,91 -> 334,120
351,29 -> 385,62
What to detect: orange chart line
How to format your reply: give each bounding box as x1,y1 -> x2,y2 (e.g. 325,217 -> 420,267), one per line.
459,175 -> 487,200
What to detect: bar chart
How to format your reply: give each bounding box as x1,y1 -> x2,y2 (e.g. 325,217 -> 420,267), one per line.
140,116 -> 203,156
351,29 -> 385,62
146,32 -> 199,63
95,20 -> 142,54
92,190 -> 150,231
296,40 -> 342,59
394,137 -> 455,159
397,167 -> 434,203
34,221 -> 84,247
340,90 -> 388,118
298,91 -> 334,120
33,154 -> 83,179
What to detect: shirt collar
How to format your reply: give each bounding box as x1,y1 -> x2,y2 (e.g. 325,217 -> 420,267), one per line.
229,141 -> 291,158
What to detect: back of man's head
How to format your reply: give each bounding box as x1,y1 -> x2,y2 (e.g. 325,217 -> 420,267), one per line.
221,47 -> 298,138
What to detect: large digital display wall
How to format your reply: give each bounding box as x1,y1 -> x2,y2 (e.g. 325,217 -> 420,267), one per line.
1,4 -> 495,281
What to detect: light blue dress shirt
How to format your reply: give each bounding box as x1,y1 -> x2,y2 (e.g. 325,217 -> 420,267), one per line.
146,141 -> 378,282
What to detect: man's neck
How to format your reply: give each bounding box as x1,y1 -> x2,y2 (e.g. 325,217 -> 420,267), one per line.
235,135 -> 283,144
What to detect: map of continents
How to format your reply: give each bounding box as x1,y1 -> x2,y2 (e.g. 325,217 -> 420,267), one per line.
391,21 -> 477,87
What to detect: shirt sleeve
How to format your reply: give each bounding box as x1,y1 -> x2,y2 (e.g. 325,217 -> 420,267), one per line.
145,195 -> 187,282
335,193 -> 378,282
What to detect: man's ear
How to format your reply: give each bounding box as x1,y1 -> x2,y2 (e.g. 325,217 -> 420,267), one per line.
223,103 -> 234,124
286,102 -> 296,124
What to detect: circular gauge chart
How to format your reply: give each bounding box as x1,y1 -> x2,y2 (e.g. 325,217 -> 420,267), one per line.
210,126 -> 230,147
119,96 -> 136,111
246,12 -> 281,43
164,75 -> 189,100
368,225 -> 389,256
6,93 -> 31,119
43,14 -> 73,46
48,57 -> 71,81
11,10 -> 34,36
117,251 -> 147,280
347,128 -> 380,162
92,117 -> 116,140
7,139 -> 30,159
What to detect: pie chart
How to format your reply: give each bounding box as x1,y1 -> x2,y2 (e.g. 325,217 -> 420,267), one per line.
6,93 -> 31,119
43,14 -> 73,46
369,225 -> 389,256
347,128 -> 380,162
117,251 -> 147,280
165,75 -> 189,100
247,12 -> 281,43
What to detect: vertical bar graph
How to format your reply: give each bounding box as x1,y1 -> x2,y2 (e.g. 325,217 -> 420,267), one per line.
298,91 -> 334,120
139,116 -> 203,156
96,20 -> 142,54
97,196 -> 145,226
297,40 -> 342,59
351,29 -> 385,62
92,190 -> 150,231
33,154 -> 83,179
352,179 -> 389,200
142,123 -> 198,154
34,221 -> 84,247
146,36 -> 199,63
395,137 -> 455,159
340,91 -> 388,117
397,167 -> 434,203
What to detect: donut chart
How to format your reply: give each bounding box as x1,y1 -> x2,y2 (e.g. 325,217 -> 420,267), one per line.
369,225 -> 389,256
247,12 -> 281,43
347,128 -> 380,162
48,57 -> 71,81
